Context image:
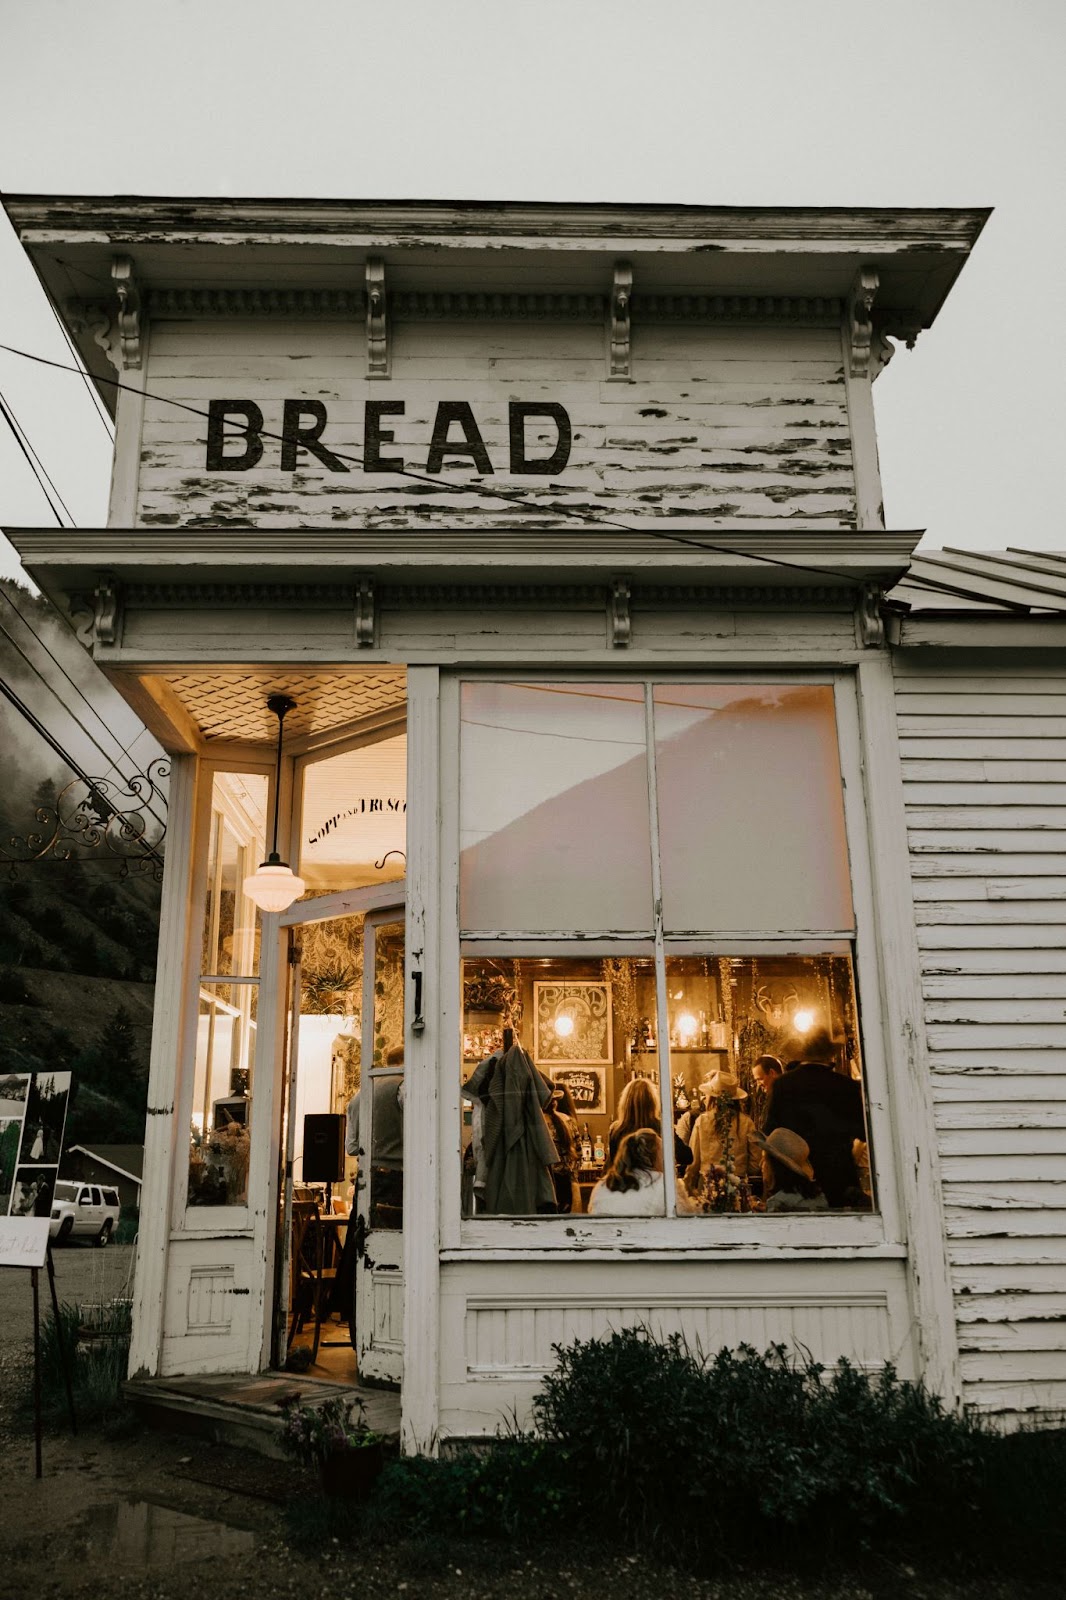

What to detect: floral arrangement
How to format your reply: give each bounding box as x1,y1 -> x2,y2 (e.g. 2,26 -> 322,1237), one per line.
280,1395 -> 382,1468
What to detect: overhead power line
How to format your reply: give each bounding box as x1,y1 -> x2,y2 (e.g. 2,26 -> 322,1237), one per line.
0,387 -> 71,526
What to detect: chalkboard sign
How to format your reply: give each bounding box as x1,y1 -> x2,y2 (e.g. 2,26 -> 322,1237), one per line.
550,1067 -> 606,1115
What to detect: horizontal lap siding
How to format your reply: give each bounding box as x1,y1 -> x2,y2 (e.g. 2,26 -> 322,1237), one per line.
894,660 -> 1066,1419
135,320 -> 855,529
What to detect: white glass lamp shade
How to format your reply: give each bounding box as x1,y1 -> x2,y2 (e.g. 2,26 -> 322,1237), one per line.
243,860 -> 305,914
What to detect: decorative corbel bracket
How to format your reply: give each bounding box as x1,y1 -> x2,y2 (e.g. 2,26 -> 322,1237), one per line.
848,267 -> 879,378
608,578 -> 631,646
871,316 -> 923,381
355,577 -> 376,646
93,576 -> 122,646
112,255 -> 143,369
366,257 -> 389,378
607,260 -> 633,381
64,298 -> 118,371
855,583 -> 885,649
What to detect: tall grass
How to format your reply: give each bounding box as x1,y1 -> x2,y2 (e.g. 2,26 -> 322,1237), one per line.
23,1298 -> 132,1429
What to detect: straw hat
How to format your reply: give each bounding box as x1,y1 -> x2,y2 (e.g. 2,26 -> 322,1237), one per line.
701,1070 -> 748,1102
756,1127 -> 815,1182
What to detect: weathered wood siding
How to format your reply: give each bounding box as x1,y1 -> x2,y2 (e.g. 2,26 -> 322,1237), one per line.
895,655 -> 1066,1419
136,319 -> 855,530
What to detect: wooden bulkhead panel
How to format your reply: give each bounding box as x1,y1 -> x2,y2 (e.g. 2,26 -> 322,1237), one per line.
438,1258 -> 915,1440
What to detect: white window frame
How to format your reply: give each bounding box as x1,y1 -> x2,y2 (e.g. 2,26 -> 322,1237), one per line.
440,668 -> 902,1259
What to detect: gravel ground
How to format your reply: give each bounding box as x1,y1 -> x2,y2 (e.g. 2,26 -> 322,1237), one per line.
0,1246 -> 1057,1599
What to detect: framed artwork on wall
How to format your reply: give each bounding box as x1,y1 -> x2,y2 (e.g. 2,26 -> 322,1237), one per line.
533,981 -> 613,1066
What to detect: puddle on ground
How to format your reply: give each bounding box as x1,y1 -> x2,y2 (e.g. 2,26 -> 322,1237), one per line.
75,1498 -> 256,1569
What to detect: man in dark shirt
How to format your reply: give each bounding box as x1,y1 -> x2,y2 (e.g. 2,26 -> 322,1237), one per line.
763,1030 -> 866,1207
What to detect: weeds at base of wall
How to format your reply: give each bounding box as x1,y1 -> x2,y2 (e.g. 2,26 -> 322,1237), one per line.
309,1333 -> 1066,1584
20,1299 -> 134,1433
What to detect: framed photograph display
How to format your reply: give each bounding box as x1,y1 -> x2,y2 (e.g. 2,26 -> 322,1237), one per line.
533,981 -> 613,1066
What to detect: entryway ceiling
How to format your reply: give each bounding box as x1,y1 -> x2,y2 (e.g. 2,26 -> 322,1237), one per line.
155,667 -> 408,745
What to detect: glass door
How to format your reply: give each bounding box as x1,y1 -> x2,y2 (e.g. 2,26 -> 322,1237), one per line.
272,886 -> 404,1378
353,913 -> 406,1385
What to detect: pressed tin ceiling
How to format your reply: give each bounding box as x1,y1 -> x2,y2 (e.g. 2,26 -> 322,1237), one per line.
157,668 -> 408,744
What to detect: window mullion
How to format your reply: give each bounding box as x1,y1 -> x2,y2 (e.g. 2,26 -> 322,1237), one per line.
645,684 -> 676,1219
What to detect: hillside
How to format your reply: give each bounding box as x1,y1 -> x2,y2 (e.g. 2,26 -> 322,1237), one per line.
0,582 -> 163,1152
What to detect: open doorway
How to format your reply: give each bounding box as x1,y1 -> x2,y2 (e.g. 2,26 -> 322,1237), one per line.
271,707 -> 407,1387
275,896 -> 405,1385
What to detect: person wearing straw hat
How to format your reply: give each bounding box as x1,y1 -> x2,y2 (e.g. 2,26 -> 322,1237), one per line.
755,1128 -> 828,1213
685,1069 -> 761,1194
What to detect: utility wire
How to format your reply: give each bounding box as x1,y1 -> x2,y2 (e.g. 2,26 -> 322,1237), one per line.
0,585 -> 162,794
0,671 -> 165,869
0,388 -> 78,525
0,388 -> 69,526
0,615 -> 168,834
44,290 -> 116,441
0,340 -> 916,593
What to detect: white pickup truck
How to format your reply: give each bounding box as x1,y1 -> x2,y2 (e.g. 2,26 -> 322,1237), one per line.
49,1180 -> 121,1246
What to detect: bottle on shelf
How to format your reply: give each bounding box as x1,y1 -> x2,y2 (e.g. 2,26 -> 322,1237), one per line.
580,1123 -> 593,1164
593,1129 -> 605,1166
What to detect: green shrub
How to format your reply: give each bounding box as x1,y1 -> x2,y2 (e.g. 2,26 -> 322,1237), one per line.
532,1331 -> 992,1566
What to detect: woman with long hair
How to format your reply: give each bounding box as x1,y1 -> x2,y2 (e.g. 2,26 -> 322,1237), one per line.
686,1070 -> 761,1194
588,1128 -> 696,1217
608,1077 -> 693,1178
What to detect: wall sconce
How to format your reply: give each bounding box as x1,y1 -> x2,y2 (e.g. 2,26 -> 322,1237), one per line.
243,693 -> 306,914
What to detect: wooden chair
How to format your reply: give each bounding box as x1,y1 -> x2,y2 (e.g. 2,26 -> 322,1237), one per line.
289,1198 -> 338,1361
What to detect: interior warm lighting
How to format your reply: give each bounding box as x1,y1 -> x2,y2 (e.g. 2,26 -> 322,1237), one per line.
243,693 -> 306,914
244,861 -> 305,913
555,1012 -> 575,1038
676,1012 -> 698,1044
793,1008 -> 815,1034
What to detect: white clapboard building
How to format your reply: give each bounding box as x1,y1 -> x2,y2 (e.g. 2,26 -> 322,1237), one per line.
5,196 -> 1063,1450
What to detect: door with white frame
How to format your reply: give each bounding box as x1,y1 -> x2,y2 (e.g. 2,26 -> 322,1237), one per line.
274,884 -> 405,1382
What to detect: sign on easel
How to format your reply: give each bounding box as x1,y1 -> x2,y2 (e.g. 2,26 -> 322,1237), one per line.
0,1216 -> 49,1267
0,1216 -> 76,1476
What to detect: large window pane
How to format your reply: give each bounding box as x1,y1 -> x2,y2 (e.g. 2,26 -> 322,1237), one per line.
654,685 -> 853,934
667,952 -> 874,1215
460,954 -> 670,1218
299,735 -> 407,897
189,770 -> 267,1207
460,684 -> 652,932
188,982 -> 257,1206
201,772 -> 268,977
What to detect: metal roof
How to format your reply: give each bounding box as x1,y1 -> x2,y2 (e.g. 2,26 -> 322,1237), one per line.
889,549 -> 1066,615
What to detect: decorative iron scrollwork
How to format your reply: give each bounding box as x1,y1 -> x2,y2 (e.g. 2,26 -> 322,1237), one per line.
1,758 -> 170,880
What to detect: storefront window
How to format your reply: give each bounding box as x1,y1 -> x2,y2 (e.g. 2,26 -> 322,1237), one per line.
299,735 -> 407,897
459,681 -> 876,1223
653,685 -> 853,935
460,683 -> 652,932
188,771 -> 267,1207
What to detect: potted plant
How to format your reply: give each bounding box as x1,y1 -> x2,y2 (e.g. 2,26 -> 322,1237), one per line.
280,1395 -> 386,1500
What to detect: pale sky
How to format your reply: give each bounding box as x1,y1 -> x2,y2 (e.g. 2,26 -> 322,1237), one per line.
1,0 -> 1063,582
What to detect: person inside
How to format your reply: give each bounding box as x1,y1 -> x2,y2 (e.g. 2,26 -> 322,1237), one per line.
685,1070 -> 762,1195
763,1029 -> 866,1207
608,1076 -> 693,1179
588,1128 -> 697,1217
756,1127 -> 828,1212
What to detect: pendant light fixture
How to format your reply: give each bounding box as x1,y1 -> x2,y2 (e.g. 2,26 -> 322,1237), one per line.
242,693 -> 306,914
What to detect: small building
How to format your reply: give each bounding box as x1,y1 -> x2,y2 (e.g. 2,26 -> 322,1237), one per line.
5,195 -> 1063,1450
64,1143 -> 144,1211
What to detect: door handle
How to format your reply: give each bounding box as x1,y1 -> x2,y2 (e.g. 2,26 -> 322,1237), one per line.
352,1213 -> 367,1259
411,969 -> 425,1034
